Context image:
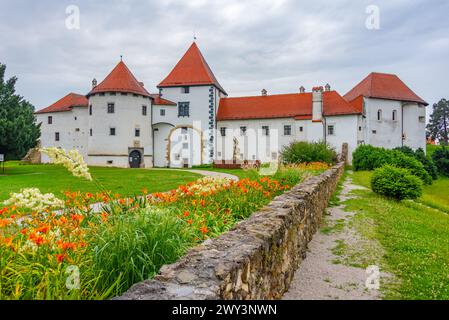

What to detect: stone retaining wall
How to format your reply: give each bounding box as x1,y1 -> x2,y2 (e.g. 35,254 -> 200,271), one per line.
116,146 -> 347,300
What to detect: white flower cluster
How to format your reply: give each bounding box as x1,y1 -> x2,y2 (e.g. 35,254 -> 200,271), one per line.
4,188 -> 65,211
177,176 -> 232,196
40,147 -> 92,181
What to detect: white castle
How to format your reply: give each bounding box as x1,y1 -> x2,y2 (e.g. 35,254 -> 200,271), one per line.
35,42 -> 428,168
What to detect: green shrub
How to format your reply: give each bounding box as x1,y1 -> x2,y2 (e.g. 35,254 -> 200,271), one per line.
280,141 -> 337,164
432,147 -> 449,176
394,146 -> 438,180
371,165 -> 423,200
353,145 -> 432,184
415,148 -> 438,180
389,151 -> 432,185
352,145 -> 390,171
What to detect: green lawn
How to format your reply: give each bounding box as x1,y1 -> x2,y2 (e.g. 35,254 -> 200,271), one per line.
347,171 -> 449,299
0,161 -> 201,202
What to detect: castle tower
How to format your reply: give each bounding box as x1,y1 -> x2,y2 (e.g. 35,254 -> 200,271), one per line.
155,42 -> 227,168
86,60 -> 153,168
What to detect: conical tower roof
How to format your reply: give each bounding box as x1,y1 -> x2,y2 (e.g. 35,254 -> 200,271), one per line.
158,42 -> 226,94
88,61 -> 150,97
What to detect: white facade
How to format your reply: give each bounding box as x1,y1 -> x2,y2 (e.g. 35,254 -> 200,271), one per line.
87,93 -> 153,168
216,115 -> 360,163
363,97 -> 426,151
36,107 -> 88,163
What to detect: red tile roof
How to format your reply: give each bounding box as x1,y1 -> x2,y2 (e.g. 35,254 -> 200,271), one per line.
217,91 -> 360,121
35,93 -> 88,114
158,42 -> 226,94
323,91 -> 362,116
88,61 -> 150,97
149,94 -> 177,106
344,72 -> 428,106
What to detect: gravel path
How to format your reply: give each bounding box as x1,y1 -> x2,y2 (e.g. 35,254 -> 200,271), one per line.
184,169 -> 239,181
282,174 -> 386,300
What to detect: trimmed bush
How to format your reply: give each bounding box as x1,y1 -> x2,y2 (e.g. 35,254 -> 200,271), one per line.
353,145 -> 390,171
280,141 -> 337,165
394,146 -> 438,180
432,147 -> 449,176
389,151 -> 432,185
371,165 -> 423,200
353,145 -> 432,184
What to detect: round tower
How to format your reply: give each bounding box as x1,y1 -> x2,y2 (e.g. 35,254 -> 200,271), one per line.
86,60 -> 153,168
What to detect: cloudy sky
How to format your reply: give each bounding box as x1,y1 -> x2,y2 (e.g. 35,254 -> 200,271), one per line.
1,0 -> 448,112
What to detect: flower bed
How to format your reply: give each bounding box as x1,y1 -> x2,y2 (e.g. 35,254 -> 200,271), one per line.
0,165 -> 326,299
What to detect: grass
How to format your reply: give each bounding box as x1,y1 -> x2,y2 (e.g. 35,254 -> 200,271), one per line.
346,171 -> 449,299
0,161 -> 201,202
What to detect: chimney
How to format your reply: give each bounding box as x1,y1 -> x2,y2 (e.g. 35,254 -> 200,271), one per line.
312,86 -> 323,121
92,78 -> 97,89
299,86 -> 305,93
325,83 -> 331,91
261,89 -> 267,96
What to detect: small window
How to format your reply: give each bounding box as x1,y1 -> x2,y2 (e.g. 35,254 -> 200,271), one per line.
110,128 -> 116,136
48,116 -> 52,124
107,103 -> 115,114
174,154 -> 180,161
181,127 -> 188,134
160,109 -> 165,116
419,116 -> 425,123
75,128 -> 80,132
55,132 -> 60,141
372,130 -> 377,134
181,86 -> 190,94
271,152 -> 278,160
182,143 -> 188,149
133,94 -> 138,97
90,128 -> 92,136
299,126 -> 303,132
217,152 -> 222,157
392,110 -> 397,121
240,126 -> 247,136
284,125 -> 292,136
74,116 -> 77,121
178,102 -> 190,117
262,126 -> 269,136
121,93 -> 127,96
89,105 -> 92,115
99,92 -> 105,96
377,109 -> 382,121
359,126 -> 362,131
220,127 -> 226,137
327,125 -> 335,136
142,105 -> 147,116
110,92 -> 116,96
107,160 -> 113,164
135,128 -> 140,137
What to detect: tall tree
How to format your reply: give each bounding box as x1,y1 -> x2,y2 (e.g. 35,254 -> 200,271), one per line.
427,98 -> 449,146
0,63 -> 40,160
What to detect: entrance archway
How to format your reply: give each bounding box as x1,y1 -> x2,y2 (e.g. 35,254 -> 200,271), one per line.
129,150 -> 142,168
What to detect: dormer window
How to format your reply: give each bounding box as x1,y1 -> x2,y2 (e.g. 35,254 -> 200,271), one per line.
181,86 -> 190,94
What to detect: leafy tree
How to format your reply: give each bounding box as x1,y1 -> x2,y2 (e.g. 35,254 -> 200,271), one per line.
0,63 -> 40,160
427,98 -> 449,146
